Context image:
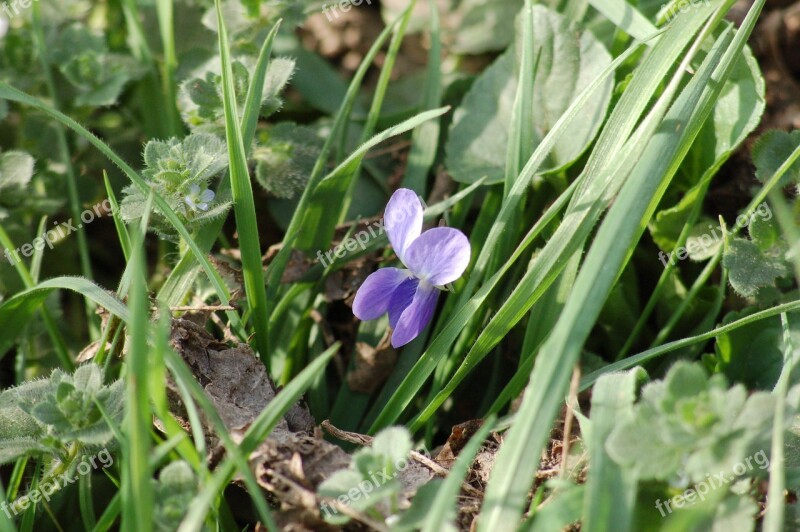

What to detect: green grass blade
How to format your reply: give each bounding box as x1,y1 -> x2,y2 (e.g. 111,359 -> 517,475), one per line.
282,13 -> 404,254
297,106 -> 449,253
504,0 -> 536,197
157,21 -> 278,308
103,171 -> 132,262
582,369 -> 645,531
587,0 -> 657,40
338,0 -> 416,219
401,0 -> 442,194
214,0 -> 271,360
242,22 -> 281,151
0,277 -> 129,360
480,4 -> 758,526
763,313 -> 793,531
121,225 -> 154,532
0,226 -> 73,370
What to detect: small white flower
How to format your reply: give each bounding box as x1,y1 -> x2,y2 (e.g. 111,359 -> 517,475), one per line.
0,16 -> 8,39
184,184 -> 215,213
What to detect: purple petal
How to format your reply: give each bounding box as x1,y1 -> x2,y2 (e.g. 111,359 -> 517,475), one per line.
392,281 -> 439,347
404,227 -> 471,286
388,277 -> 419,329
384,189 -> 423,264
352,268 -> 411,321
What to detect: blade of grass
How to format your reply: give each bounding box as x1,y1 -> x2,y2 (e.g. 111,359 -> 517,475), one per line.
215,0 -> 271,360
338,0 -> 417,219
421,417 -> 495,532
0,276 -> 130,360
121,223 -> 154,531
157,22 -> 281,310
763,312 -> 793,531
0,226 -> 72,370
481,4 -> 756,525
154,0 -> 181,136
582,368 -> 646,531
103,171 -> 131,262
587,0 -> 658,40
282,12 -> 404,254
401,0 -> 442,194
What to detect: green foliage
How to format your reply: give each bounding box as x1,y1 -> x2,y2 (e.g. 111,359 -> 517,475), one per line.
723,238 -> 788,298
119,133 -> 232,237
0,149 -> 35,220
50,24 -> 142,107
752,130 -> 800,188
0,364 -> 123,463
317,426 -> 413,525
445,4 -> 613,184
253,122 -> 323,199
722,129 -> 800,298
153,461 -> 201,532
606,362 -> 795,482
178,56 -> 295,134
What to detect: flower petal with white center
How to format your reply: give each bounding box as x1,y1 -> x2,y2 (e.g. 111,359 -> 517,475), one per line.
404,227 -> 471,286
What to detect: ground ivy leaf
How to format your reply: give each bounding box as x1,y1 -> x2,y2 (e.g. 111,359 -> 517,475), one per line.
722,238 -> 788,298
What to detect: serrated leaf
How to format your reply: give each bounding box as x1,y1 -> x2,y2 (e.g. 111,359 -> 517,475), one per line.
445,5 -> 612,184
722,238 -> 788,298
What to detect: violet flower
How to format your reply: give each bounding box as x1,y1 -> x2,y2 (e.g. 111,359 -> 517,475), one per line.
352,189 -> 471,347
